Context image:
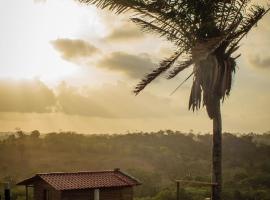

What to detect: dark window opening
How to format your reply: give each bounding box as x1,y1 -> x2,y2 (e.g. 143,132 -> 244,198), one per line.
43,189 -> 50,200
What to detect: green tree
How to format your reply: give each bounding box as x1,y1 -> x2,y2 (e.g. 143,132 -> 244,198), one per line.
73,2 -> 269,199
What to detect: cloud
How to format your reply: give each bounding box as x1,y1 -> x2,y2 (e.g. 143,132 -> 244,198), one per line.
56,81 -> 179,118
51,39 -> 99,61
106,24 -> 143,42
94,10 -> 145,42
97,52 -> 156,78
57,83 -> 112,118
0,79 -> 179,118
241,14 -> 270,69
249,55 -> 270,69
0,79 -> 56,113
51,38 -> 157,79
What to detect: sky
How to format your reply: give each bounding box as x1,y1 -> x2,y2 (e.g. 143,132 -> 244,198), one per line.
0,0 -> 270,134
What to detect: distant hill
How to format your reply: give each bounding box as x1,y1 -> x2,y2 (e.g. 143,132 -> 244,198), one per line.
253,132 -> 270,145
0,130 -> 269,200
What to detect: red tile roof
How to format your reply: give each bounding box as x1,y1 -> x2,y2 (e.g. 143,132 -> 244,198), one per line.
17,169 -> 141,190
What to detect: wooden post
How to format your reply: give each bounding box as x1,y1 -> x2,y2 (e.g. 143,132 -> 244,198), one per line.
94,189 -> 99,200
26,186 -> 28,200
176,181 -> 180,200
4,182 -> 10,200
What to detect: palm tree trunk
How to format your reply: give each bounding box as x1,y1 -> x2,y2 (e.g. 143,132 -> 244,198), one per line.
212,99 -> 222,200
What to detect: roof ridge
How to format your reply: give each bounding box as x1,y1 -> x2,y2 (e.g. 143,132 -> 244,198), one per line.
37,170 -> 115,176
117,171 -> 141,185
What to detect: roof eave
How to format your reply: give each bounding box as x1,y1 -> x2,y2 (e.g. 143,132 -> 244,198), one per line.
17,176 -> 40,186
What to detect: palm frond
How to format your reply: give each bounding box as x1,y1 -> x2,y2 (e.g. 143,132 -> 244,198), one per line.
170,71 -> 194,96
131,18 -> 188,48
189,79 -> 202,111
134,50 -> 183,95
226,5 -> 269,56
78,0 -> 143,14
167,59 -> 193,79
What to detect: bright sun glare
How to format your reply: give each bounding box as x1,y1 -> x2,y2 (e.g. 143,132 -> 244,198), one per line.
0,0 -> 106,86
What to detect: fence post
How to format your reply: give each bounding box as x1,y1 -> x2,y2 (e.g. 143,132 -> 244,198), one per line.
176,181 -> 180,200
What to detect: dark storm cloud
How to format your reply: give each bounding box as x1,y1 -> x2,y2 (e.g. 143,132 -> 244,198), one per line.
0,79 -> 56,113
51,39 -> 99,61
97,52 -> 156,78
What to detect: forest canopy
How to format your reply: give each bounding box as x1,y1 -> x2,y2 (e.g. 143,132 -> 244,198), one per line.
0,130 -> 270,200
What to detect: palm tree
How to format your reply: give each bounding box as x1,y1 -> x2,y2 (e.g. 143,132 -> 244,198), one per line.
79,0 -> 269,199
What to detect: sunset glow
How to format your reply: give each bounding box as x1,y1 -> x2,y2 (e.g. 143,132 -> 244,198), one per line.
0,0 -> 269,134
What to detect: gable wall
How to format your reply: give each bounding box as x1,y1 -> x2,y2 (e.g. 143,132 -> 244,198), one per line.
33,180 -> 61,200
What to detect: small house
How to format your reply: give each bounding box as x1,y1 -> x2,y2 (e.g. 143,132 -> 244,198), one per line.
17,169 -> 141,200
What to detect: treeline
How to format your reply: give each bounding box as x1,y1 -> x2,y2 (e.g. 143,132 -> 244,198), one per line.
0,130 -> 270,200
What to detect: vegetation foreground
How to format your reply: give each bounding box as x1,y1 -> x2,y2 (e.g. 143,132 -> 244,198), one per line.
0,130 -> 270,200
